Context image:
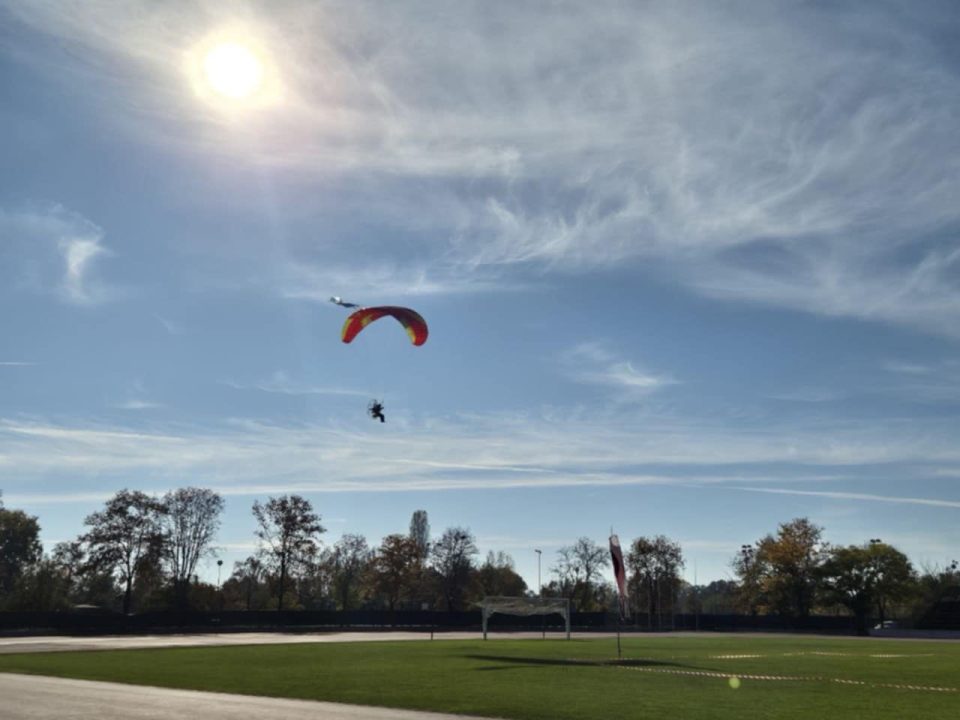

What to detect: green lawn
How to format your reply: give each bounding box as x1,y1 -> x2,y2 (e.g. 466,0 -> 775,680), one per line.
1,635 -> 958,719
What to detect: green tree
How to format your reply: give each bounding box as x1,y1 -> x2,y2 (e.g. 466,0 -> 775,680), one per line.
732,544 -> 765,616
409,510 -> 430,560
626,535 -> 684,626
225,555 -> 271,610
818,541 -> 914,634
0,503 -> 42,603
253,495 -> 325,610
867,541 -> 915,625
476,551 -> 527,598
81,489 -> 166,614
331,534 -> 372,611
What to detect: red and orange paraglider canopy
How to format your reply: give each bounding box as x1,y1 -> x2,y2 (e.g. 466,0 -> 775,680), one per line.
341,306 -> 429,346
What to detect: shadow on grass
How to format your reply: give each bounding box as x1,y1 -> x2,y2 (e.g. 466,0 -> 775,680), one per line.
466,654 -> 696,672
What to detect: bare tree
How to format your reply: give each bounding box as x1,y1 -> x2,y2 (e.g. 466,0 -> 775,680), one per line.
162,487 -> 224,607
252,495 -> 325,610
553,537 -> 608,610
81,489 -> 166,614
430,527 -> 478,611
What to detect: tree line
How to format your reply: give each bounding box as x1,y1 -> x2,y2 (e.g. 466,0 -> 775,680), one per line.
1,492 -> 956,629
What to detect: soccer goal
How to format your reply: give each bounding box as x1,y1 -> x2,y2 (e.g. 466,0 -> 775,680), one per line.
480,596 -> 571,640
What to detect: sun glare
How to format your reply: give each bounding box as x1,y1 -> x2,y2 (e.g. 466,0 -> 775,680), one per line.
203,42 -> 264,99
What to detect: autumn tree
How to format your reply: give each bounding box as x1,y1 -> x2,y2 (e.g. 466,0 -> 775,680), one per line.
737,518 -> 826,620
371,534 -> 421,612
252,495 -> 325,610
81,489 -> 166,614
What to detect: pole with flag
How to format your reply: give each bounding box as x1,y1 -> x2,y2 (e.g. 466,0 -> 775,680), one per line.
609,533 -> 627,659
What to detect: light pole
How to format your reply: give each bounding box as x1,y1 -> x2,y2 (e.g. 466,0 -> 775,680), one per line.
217,559 -> 223,612
535,549 -> 543,639
535,549 -> 542,596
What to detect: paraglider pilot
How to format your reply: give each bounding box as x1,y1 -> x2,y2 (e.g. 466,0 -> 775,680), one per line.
368,400 -> 386,423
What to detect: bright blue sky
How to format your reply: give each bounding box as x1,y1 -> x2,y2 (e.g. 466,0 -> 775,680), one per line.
2,1 -> 959,591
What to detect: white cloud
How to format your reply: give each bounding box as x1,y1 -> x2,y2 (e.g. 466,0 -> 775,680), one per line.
154,314 -> 184,335
562,342 -> 676,395
59,236 -> 108,304
0,204 -> 114,304
2,409 -> 960,505
6,3 -> 960,335
110,380 -> 163,411
222,371 -> 368,398
730,486 -> 960,510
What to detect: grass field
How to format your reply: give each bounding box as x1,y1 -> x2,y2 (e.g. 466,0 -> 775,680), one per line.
0,634 -> 958,719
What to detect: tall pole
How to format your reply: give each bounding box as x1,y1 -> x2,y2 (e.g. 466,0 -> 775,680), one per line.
217,559 -> 223,611
535,549 -> 543,639
535,549 -> 542,594
694,559 -> 699,632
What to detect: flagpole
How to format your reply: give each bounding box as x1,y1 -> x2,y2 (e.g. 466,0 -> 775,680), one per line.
616,605 -> 622,660
610,531 -> 625,661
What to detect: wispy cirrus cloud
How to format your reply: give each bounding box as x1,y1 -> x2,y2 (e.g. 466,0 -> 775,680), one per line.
222,371 -> 368,398
6,2 -> 960,336
561,342 -> 677,395
2,409 -> 960,505
110,380 -> 163,411
730,486 -> 960,511
0,204 -> 115,305
154,314 -> 184,335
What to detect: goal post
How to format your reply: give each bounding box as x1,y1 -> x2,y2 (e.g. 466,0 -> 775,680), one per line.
480,596 -> 571,640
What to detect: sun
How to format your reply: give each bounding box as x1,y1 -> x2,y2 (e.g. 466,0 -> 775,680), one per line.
203,42 -> 265,100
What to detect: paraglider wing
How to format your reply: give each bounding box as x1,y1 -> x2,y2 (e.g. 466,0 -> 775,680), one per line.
330,296 -> 360,308
341,306 -> 428,346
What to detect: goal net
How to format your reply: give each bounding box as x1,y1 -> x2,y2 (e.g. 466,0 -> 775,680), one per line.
480,596 -> 571,639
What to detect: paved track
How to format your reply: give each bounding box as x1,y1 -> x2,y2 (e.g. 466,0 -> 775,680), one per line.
0,673 -> 498,720
0,630 -> 575,654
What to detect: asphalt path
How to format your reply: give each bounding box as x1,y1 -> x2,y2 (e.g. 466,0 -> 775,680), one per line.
0,673 -> 499,720
0,630 -> 467,654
